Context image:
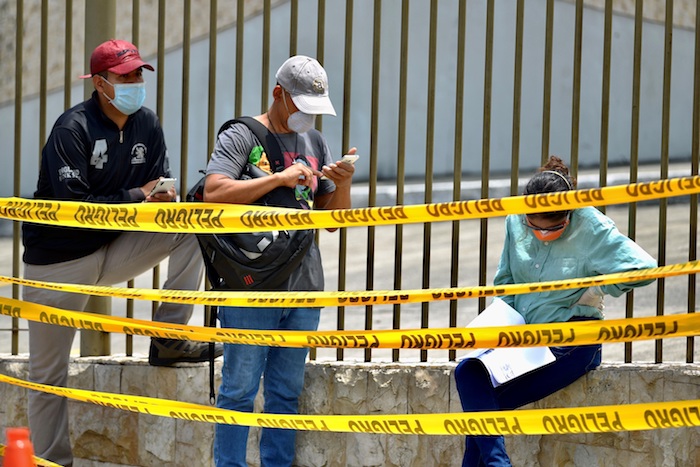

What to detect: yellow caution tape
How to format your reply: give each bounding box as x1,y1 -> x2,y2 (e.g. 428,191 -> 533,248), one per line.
5,260 -> 700,307
0,373 -> 698,435
0,446 -> 61,467
2,296 -> 698,349
1,175 -> 700,232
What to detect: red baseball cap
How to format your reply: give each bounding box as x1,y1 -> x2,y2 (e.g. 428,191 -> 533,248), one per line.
79,39 -> 154,79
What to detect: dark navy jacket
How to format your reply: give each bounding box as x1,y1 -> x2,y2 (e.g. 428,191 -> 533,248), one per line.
22,91 -> 170,265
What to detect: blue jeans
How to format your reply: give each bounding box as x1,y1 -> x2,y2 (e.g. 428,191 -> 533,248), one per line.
454,343 -> 602,467
214,306 -> 320,467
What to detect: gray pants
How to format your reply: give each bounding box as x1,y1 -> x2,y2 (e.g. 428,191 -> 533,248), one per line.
23,231 -> 203,466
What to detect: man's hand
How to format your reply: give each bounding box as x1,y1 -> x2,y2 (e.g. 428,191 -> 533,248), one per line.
142,179 -> 177,202
321,146 -> 357,188
276,162 -> 321,189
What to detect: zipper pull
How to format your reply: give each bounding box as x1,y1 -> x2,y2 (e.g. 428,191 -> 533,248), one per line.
119,130 -> 123,143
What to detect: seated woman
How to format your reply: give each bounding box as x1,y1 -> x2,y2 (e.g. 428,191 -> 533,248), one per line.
454,155 -> 657,466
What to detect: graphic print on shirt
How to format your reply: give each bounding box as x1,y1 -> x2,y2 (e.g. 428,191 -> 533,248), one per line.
292,157 -> 313,205
90,139 -> 108,169
282,150 -> 320,210
131,143 -> 147,164
57,165 -> 80,182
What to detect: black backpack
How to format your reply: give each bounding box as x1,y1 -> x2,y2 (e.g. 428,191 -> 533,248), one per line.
187,117 -> 314,292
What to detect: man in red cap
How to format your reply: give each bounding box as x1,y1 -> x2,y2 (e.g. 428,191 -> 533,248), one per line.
21,39 -> 222,467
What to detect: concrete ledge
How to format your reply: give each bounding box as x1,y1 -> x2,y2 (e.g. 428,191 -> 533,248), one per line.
0,356 -> 698,466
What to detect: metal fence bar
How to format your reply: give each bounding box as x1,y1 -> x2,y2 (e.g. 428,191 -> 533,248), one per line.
80,0 -> 115,357
363,0 -> 382,363
126,0 -> 141,357
625,0 -> 644,364
206,0 -> 219,159
181,1 -> 192,216
39,0 -> 47,157
307,0 -> 326,362
11,0 -> 25,355
338,0 -> 354,361
448,0 -> 468,362
477,0 -> 495,317
180,0 -> 194,333
655,0 -> 674,363
688,0 -> 700,364
64,0 -> 73,111
510,0 -> 525,197
598,0 -> 613,206
570,0 -> 583,177
391,0 -> 410,363
419,0 -> 439,363
290,0 -> 298,56
156,0 -> 166,121
132,0 -> 139,45
541,0 -> 554,164
261,0 -> 271,112
235,0 -> 244,118
150,0 -> 167,322
315,0 -> 326,132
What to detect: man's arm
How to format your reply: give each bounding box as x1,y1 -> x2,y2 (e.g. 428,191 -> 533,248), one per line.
204,162 -> 321,204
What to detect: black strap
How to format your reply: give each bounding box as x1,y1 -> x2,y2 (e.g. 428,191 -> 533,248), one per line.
208,305 -> 218,405
217,116 -> 286,173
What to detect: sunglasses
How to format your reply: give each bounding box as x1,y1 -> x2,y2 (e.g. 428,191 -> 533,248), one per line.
522,213 -> 570,232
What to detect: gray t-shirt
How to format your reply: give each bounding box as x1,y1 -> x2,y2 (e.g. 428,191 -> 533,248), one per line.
206,122 -> 336,292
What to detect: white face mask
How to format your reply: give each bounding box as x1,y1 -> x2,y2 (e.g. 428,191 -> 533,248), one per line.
282,89 -> 316,133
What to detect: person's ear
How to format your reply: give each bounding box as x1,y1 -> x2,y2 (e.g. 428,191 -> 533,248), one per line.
93,75 -> 105,93
272,85 -> 283,101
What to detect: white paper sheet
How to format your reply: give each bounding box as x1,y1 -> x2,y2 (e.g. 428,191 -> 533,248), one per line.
463,299 -> 556,387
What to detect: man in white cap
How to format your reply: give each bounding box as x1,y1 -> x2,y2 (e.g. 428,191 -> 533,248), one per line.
22,39 -> 222,467
204,55 -> 357,466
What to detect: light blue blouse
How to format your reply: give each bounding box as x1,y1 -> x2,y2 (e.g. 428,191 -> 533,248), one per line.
494,206 -> 658,324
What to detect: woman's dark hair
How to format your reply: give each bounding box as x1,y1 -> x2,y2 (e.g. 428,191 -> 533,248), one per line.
524,155 -> 577,221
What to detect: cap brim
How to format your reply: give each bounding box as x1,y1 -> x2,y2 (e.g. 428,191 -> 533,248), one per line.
78,60 -> 154,79
291,94 -> 336,116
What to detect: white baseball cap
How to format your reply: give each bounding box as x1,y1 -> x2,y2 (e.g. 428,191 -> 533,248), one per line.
275,55 -> 336,116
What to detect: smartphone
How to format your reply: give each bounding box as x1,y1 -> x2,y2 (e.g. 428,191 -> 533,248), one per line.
341,154 -> 360,165
149,177 -> 177,196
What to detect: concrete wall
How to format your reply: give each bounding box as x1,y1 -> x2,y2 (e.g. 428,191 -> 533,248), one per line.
0,356 -> 698,466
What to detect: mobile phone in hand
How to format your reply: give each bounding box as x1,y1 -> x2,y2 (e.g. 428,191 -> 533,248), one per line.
149,177 -> 176,196
341,154 -> 359,165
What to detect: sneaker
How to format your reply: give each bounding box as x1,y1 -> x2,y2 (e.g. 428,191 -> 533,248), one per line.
149,338 -> 223,366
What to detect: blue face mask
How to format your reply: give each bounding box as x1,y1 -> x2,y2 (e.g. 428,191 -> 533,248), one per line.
101,77 -> 147,115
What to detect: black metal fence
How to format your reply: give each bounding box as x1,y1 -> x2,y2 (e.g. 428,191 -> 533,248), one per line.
1,0 -> 698,363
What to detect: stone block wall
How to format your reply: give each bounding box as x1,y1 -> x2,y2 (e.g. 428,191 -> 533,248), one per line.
0,357 -> 698,466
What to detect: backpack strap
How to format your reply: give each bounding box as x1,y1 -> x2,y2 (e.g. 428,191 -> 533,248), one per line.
217,116 -> 286,173
208,304 -> 218,405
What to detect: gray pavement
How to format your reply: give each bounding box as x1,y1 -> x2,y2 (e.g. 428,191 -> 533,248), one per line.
0,165 -> 698,364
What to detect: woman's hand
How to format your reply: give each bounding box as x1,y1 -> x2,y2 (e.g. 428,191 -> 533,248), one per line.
575,286 -> 605,311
